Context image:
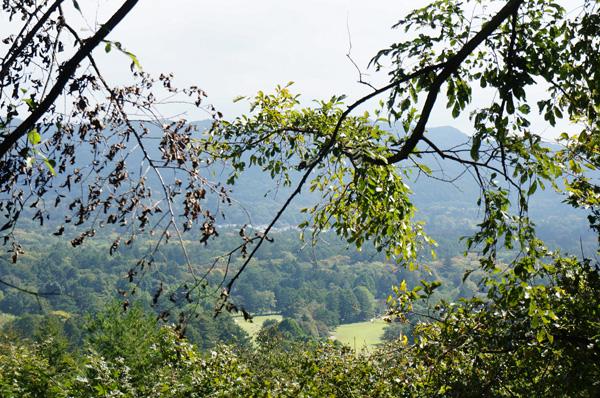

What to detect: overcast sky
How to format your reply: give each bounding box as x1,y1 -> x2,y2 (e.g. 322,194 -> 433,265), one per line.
94,1 -> 425,120
3,1 -> 581,138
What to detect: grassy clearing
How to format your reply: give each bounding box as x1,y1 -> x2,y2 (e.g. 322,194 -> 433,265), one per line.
331,319 -> 387,351
235,314 -> 386,351
234,314 -> 282,339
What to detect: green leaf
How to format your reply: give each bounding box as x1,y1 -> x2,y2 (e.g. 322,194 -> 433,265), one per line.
418,163 -> 432,175
400,280 -> 407,292
24,97 -> 37,111
107,41 -> 142,70
527,180 -> 538,196
27,129 -> 41,145
126,51 -> 142,70
470,135 -> 481,161
43,158 -> 57,176
536,329 -> 545,343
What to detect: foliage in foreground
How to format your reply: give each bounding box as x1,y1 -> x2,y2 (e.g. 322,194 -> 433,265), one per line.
1,252 -> 599,397
1,0 -> 600,396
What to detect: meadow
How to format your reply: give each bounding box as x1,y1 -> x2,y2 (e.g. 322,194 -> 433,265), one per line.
330,319 -> 387,350
235,314 -> 386,350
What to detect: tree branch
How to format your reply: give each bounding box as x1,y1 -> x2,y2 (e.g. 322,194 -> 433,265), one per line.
420,135 -> 520,190
212,64 -> 448,313
213,0 -> 525,301
381,0 -> 525,165
0,0 -> 139,159
0,277 -> 60,297
0,0 -> 65,84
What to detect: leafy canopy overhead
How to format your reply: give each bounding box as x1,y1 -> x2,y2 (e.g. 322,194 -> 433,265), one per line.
204,0 -> 600,392
0,0 -> 599,395
205,0 -> 598,292
0,0 -> 232,305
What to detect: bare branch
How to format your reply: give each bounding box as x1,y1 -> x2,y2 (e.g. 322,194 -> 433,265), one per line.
0,0 -> 139,158
382,0 -> 525,165
0,277 -> 60,297
0,0 -> 65,84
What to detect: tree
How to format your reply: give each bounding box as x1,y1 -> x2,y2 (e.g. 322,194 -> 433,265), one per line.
337,288 -> 361,323
0,1 -> 241,322
198,0 -> 600,393
205,0 -> 568,301
2,2 -> 600,392
257,318 -> 307,344
353,286 -> 376,320
200,0 -> 596,282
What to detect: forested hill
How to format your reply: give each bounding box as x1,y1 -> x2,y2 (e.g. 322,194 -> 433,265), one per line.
20,119 -> 590,253
210,122 -> 593,254
0,123 -> 591,347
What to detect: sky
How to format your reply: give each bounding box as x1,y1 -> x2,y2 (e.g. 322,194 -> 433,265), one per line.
93,1 -> 425,121
3,0 -> 582,139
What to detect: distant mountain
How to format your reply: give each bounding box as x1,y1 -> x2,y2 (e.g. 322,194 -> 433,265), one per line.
214,123 -> 593,254
10,119 -> 594,255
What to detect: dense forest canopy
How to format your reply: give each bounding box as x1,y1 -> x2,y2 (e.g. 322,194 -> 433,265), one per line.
1,0 -> 600,396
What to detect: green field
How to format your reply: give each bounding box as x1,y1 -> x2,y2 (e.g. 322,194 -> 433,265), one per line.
330,319 -> 387,350
235,314 -> 386,350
